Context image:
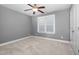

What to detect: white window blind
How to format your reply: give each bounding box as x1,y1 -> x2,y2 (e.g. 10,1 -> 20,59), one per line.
37,14 -> 55,34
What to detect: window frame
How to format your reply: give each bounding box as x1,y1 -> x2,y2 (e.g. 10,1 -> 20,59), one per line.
37,14 -> 55,34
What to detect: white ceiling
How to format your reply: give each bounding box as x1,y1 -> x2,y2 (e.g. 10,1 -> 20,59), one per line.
2,4 -> 71,16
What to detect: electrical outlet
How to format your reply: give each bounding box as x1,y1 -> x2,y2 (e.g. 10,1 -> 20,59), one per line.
61,36 -> 63,39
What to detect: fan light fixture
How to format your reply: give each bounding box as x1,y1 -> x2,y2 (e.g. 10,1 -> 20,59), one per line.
32,8 -> 38,12
24,4 -> 45,14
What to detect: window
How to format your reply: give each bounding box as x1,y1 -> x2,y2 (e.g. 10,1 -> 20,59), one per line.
37,14 -> 55,34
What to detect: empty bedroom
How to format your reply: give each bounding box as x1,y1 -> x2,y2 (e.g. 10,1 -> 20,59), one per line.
0,4 -> 79,55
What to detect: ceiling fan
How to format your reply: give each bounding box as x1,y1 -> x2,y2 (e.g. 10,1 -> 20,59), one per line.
24,4 -> 45,14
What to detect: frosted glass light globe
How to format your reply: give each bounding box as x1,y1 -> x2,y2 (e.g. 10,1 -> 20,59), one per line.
32,8 -> 38,12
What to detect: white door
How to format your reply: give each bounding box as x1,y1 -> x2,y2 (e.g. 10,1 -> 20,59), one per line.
76,4 -> 79,54
70,5 -> 79,54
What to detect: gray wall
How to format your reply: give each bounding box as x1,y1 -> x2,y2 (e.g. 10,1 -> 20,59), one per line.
32,9 -> 70,41
0,5 -> 70,44
0,5 -> 32,43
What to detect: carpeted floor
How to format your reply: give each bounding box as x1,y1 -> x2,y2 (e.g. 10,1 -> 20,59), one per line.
0,36 -> 74,55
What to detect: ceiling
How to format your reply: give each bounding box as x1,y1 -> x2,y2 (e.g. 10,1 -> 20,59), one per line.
2,4 -> 71,16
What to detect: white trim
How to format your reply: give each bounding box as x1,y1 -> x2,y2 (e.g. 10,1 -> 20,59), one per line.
0,36 -> 32,46
0,36 -> 70,47
33,36 -> 70,44
37,14 -> 55,34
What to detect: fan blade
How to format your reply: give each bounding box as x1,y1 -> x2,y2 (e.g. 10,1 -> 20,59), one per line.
28,4 -> 33,7
38,6 -> 45,9
33,12 -> 35,14
24,9 -> 32,11
38,10 -> 44,13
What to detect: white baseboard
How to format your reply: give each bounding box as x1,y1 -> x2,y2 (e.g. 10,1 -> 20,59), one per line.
33,36 -> 70,44
0,36 -> 32,46
0,36 -> 70,46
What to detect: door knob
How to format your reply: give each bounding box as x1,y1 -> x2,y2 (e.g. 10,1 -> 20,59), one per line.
72,30 -> 74,32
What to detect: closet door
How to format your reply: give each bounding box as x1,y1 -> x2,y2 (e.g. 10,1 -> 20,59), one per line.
70,5 -> 79,55
76,4 -> 79,54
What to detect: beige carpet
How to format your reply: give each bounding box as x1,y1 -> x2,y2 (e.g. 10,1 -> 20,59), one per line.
0,36 -> 74,55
